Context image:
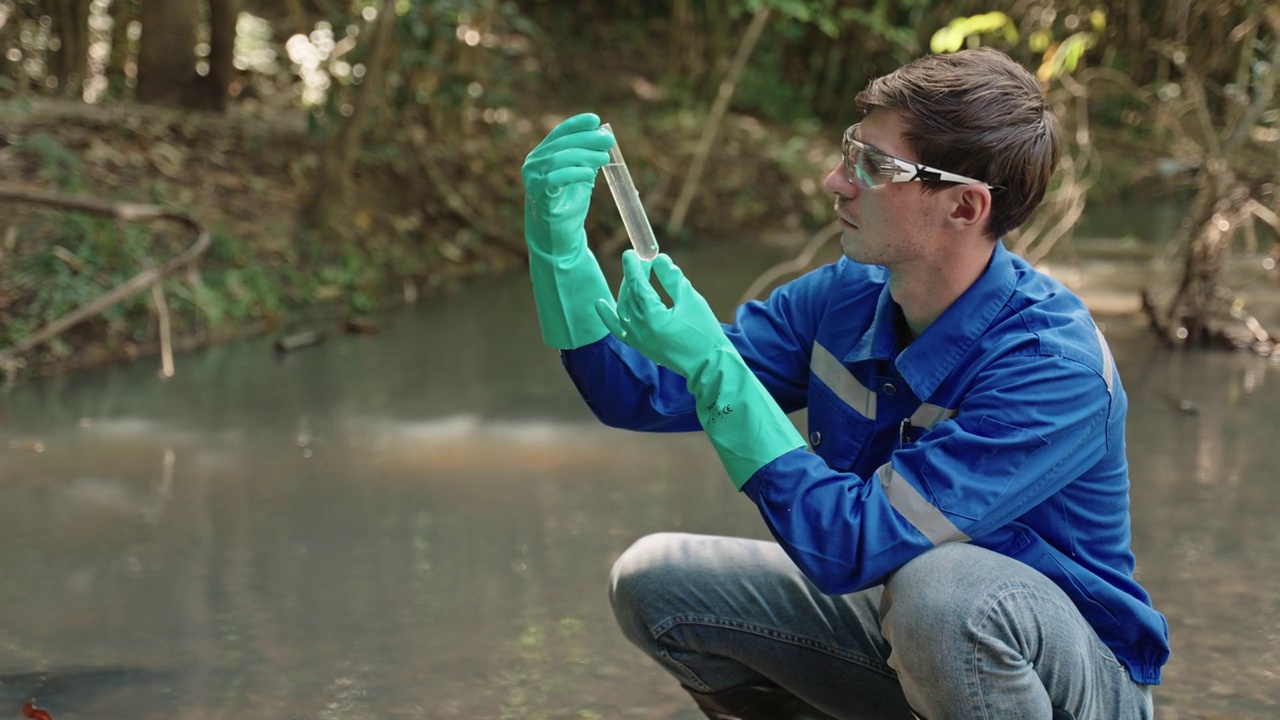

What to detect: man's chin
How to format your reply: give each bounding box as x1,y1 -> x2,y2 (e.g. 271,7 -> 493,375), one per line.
839,234 -> 865,263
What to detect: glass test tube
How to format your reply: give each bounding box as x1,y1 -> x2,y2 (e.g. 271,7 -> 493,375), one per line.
600,123 -> 660,261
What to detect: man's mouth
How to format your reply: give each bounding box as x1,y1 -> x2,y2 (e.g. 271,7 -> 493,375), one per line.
834,205 -> 858,229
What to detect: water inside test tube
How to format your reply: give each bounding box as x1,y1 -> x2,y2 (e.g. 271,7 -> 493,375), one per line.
600,124 -> 660,261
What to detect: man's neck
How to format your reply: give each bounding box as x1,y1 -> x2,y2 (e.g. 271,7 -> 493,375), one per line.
888,243 -> 996,337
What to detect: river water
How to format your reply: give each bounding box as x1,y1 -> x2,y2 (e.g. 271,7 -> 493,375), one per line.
0,219 -> 1277,719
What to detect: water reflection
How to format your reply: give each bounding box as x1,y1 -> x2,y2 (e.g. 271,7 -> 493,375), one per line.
1115,336 -> 1280,719
0,245 -> 1277,719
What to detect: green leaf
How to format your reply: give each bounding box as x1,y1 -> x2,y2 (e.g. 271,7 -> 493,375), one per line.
931,26 -> 962,53
930,12 -> 1014,53
1089,9 -> 1107,32
1029,29 -> 1051,54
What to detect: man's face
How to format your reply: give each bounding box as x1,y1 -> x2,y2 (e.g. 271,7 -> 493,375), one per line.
822,110 -> 947,269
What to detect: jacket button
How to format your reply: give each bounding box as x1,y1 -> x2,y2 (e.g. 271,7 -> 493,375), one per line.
882,383 -> 897,395
808,430 -> 822,447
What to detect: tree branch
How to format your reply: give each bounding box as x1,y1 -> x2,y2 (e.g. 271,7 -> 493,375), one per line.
666,4 -> 771,235
0,183 -> 210,371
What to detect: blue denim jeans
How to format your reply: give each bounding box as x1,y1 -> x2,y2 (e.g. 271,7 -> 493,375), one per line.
609,533 -> 1154,720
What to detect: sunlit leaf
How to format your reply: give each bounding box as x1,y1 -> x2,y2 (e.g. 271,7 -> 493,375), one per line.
1036,33 -> 1095,82
930,26 -> 961,53
1089,9 -> 1107,32
1037,42 -> 1060,84
1066,33 -> 1094,71
930,12 -> 1015,53
1003,22 -> 1019,45
1029,29 -> 1051,54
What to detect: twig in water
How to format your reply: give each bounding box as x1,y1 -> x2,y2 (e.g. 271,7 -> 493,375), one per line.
151,281 -> 174,379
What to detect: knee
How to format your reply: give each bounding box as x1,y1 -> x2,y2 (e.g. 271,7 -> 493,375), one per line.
881,544 -> 997,664
883,544 -> 1060,671
609,532 -> 685,645
610,532 -> 684,603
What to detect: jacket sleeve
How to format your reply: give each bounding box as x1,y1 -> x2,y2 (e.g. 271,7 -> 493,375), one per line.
561,335 -> 702,431
742,352 -> 1115,594
561,262 -> 839,432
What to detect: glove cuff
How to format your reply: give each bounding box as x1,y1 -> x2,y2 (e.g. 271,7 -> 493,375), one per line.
527,231 -> 615,349
690,349 -> 806,489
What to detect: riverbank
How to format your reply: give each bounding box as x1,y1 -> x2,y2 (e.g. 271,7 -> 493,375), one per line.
0,95 -> 854,383
0,95 -> 1215,385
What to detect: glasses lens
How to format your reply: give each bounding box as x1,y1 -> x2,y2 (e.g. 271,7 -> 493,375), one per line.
842,129 -> 859,186
843,127 -> 885,188
855,147 -> 882,187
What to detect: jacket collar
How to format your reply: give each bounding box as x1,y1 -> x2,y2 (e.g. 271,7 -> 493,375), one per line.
846,242 -> 1018,401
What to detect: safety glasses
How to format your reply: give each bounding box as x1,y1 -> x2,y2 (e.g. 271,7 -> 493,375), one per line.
842,124 -> 1005,192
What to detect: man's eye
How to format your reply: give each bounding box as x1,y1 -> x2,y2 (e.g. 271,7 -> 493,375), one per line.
857,152 -> 881,181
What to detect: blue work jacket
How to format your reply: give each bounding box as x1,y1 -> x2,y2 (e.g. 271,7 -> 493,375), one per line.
563,242 -> 1169,685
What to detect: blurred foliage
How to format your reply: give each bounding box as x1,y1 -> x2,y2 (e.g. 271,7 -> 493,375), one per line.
12,132 -> 85,191
0,0 -> 1277,374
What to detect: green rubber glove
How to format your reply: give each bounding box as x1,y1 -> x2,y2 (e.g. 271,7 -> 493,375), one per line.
521,112 -> 618,349
595,251 -> 806,488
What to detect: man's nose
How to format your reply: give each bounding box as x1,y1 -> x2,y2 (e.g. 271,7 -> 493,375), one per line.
823,164 -> 856,199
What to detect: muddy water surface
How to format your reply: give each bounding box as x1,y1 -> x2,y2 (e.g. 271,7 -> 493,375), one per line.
1,228 -> 1277,719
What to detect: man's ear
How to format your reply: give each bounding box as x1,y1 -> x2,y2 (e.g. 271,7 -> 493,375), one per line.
948,185 -> 993,231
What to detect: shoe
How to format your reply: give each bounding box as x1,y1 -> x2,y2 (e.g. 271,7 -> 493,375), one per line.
683,682 -> 839,720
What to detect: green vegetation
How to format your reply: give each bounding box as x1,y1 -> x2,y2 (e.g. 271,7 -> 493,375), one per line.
0,0 -> 1276,379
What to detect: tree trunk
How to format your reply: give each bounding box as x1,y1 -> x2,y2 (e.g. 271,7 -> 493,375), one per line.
108,0 -> 138,98
135,0 -> 200,107
200,0 -> 238,112
303,0 -> 398,231
666,0 -> 705,92
50,0 -> 91,98
282,0 -> 310,36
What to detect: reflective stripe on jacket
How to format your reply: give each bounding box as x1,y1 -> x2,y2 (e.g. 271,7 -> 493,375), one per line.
562,242 -> 1169,685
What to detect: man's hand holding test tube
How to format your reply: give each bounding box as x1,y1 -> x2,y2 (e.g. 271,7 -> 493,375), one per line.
522,113 -> 795,488
520,114 -> 676,351
520,113 -> 621,350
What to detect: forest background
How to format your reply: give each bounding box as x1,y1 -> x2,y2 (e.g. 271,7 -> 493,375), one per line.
0,0 -> 1277,383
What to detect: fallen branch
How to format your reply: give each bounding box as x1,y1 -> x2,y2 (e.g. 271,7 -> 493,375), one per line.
0,183 -> 211,373
1246,198 -> 1280,236
273,329 -> 326,354
1140,289 -> 1175,348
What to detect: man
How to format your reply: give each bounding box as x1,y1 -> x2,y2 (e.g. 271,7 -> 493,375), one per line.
520,47 -> 1168,720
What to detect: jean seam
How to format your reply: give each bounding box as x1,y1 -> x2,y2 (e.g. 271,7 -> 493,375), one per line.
970,586 -> 1078,720
651,613 -> 898,679
1091,642 -> 1124,668
650,644 -> 707,691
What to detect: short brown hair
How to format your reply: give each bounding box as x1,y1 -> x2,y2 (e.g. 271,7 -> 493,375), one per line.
855,47 -> 1060,240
